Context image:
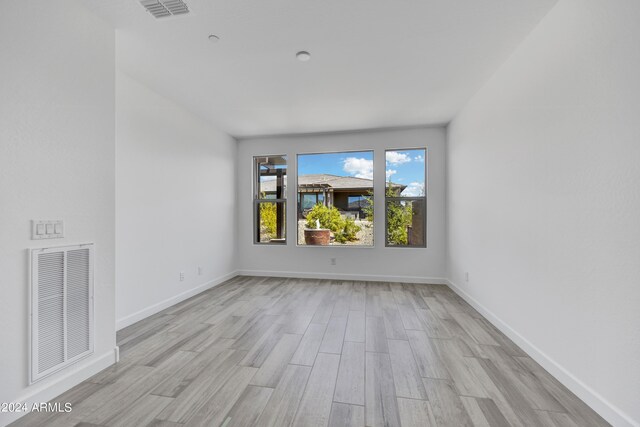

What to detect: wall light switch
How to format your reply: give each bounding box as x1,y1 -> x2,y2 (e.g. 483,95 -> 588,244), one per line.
32,220 -> 64,240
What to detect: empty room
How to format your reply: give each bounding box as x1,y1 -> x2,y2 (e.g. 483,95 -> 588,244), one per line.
1,0 -> 638,426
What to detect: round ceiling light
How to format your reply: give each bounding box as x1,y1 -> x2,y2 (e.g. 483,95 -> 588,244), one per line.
208,34 -> 220,43
296,51 -> 311,62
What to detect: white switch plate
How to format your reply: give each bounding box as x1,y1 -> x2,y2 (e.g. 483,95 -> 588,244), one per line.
32,220 -> 64,240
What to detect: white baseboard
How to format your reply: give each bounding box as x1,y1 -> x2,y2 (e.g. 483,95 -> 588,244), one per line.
446,279 -> 638,427
1,349 -> 117,427
238,269 -> 448,285
116,270 -> 239,330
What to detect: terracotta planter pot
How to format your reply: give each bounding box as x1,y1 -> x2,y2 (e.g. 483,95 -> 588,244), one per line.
304,229 -> 331,245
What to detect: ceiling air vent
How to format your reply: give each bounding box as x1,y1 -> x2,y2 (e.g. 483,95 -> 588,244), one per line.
139,0 -> 189,18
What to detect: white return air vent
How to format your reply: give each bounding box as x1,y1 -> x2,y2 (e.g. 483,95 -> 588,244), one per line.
30,244 -> 94,384
140,0 -> 189,18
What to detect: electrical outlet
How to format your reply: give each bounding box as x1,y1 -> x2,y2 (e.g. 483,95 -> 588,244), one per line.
465,272 -> 469,282
179,271 -> 185,282
330,258 -> 336,265
197,266 -> 203,276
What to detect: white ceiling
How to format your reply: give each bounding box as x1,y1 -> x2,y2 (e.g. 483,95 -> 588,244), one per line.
82,0 -> 557,137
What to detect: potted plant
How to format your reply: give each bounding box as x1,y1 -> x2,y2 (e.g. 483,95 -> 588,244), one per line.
303,204 -> 360,245
304,225 -> 331,245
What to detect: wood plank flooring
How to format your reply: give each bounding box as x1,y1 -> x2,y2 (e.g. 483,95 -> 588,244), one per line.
10,276 -> 610,427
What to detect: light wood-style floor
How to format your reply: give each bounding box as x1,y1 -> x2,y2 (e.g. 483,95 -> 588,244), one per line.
12,276 -> 610,427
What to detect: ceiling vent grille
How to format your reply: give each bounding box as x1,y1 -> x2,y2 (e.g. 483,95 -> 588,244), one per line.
140,0 -> 189,18
30,244 -> 94,383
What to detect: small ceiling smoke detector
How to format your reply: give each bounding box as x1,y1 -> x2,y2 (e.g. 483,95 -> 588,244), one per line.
139,0 -> 189,19
208,34 -> 220,43
296,51 -> 311,62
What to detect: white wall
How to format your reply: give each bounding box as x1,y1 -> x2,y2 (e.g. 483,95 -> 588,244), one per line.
447,1 -> 640,426
115,71 -> 238,329
237,127 -> 446,282
0,1 -> 116,425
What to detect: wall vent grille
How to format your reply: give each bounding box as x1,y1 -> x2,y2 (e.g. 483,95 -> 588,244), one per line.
30,244 -> 94,383
139,0 -> 189,18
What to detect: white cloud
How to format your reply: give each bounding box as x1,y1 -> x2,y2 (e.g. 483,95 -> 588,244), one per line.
386,169 -> 397,180
386,151 -> 411,165
402,182 -> 425,197
343,157 -> 373,179
413,154 -> 424,162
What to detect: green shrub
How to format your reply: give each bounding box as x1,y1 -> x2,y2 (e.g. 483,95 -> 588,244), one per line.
336,217 -> 361,243
362,187 -> 413,244
387,200 -> 413,245
305,204 -> 345,232
361,190 -> 374,222
345,217 -> 361,239
260,202 -> 277,238
305,204 -> 361,244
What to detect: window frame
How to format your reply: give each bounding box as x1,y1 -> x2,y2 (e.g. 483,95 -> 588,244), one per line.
384,148 -> 427,248
253,155 -> 287,245
347,195 -> 367,208
296,149 -> 375,248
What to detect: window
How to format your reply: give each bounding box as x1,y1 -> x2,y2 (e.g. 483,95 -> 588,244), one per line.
347,196 -> 366,208
300,193 -> 323,210
254,155 -> 287,244
385,149 -> 426,247
297,151 -> 374,246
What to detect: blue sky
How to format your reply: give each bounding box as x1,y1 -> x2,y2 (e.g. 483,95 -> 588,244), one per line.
297,149 -> 425,196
